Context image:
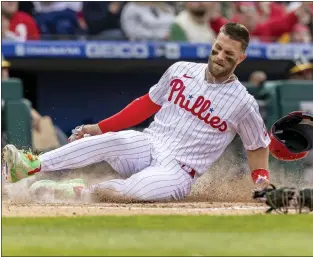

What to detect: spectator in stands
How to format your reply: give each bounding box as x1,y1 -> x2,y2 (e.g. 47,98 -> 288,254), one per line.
248,71 -> 267,89
307,3 -> 313,41
209,2 -> 308,42
168,2 -> 216,43
33,2 -> 82,13
279,2 -> 313,43
287,2 -> 312,25
289,24 -> 312,43
1,55 -> 10,82
247,70 -> 269,123
82,2 -> 125,40
255,2 -> 286,23
1,14 -> 14,41
121,2 -> 175,41
1,56 -> 68,149
17,1 -> 35,16
287,55 -> 313,81
228,2 -> 284,25
1,1 -> 40,41
33,1 -> 83,39
226,2 -> 286,23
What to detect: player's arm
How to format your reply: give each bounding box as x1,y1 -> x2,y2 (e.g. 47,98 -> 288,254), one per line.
98,94 -> 161,134
68,93 -> 161,142
236,102 -> 271,185
247,147 -> 270,186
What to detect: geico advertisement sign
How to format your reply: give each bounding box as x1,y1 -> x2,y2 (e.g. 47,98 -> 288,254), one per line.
85,43 -> 149,58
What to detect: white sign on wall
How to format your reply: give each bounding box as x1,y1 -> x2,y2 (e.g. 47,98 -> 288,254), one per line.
300,101 -> 313,113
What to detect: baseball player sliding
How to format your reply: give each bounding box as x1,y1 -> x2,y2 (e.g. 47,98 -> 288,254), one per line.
3,22 -> 271,202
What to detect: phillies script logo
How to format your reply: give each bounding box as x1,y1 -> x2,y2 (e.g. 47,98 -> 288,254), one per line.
168,78 -> 228,132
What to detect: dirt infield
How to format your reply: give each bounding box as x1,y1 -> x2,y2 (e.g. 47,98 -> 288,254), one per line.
2,200 -> 267,217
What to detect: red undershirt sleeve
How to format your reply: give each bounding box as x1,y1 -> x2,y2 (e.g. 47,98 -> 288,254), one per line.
97,93 -> 161,134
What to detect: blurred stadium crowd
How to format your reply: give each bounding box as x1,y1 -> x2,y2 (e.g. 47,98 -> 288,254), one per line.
1,1 -> 313,43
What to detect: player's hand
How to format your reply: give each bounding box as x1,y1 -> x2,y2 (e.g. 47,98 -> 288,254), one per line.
68,124 -> 102,143
82,124 -> 102,136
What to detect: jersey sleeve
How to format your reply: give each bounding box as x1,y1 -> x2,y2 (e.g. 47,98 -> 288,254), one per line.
148,62 -> 179,105
236,100 -> 271,150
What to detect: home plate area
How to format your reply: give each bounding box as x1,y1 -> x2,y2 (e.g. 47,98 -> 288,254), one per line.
2,201 -> 267,217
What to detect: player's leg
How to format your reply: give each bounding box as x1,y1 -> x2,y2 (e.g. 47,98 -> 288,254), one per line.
28,178 -> 87,200
3,130 -> 152,183
79,161 -> 195,202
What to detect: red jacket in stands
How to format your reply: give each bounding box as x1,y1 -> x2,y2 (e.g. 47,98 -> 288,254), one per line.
257,2 -> 286,20
210,11 -> 298,42
9,12 -> 40,40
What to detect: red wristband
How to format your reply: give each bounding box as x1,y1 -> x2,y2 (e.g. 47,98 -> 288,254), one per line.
251,169 -> 269,184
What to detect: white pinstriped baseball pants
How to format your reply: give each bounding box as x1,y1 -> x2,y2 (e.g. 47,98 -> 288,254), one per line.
39,130 -> 195,201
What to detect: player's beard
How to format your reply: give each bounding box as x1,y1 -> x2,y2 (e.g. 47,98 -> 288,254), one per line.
208,52 -> 237,79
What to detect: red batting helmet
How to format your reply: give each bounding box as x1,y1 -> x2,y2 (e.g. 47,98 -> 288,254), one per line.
269,111 -> 313,161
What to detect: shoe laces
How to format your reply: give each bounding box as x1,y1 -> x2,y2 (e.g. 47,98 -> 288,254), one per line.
21,149 -> 40,161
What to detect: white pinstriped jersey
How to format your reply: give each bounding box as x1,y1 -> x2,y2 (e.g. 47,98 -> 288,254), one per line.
144,61 -> 271,175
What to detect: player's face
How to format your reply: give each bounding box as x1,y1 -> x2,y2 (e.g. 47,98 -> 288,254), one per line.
208,33 -> 246,78
1,1 -> 18,16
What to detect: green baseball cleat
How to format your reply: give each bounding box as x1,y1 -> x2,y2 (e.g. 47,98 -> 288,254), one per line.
2,144 -> 41,183
29,178 -> 86,200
